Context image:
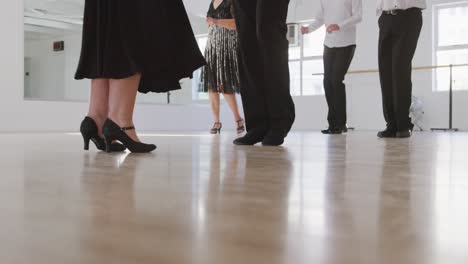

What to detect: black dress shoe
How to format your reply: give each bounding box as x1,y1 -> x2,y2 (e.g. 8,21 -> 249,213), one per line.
377,127 -> 397,138
103,119 -> 156,153
80,117 -> 126,152
262,130 -> 287,146
321,128 -> 343,135
233,128 -> 267,146
396,130 -> 412,138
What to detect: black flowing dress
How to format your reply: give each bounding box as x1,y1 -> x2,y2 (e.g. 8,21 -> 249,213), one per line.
75,0 -> 206,93
200,0 -> 240,94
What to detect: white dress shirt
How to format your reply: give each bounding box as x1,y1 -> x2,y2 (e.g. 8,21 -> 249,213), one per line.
376,0 -> 427,15
308,0 -> 362,48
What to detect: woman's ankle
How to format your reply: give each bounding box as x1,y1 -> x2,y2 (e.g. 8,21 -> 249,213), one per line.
87,114 -> 107,134
108,116 -> 141,142
108,115 -> 133,128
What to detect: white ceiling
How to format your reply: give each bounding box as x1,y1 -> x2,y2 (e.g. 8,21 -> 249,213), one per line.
23,0 -> 307,19
23,0 -> 312,37
24,0 -> 83,18
23,0 -> 210,20
23,0 -> 210,35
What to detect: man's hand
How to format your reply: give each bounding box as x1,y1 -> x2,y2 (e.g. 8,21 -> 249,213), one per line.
327,24 -> 340,33
301,26 -> 310,35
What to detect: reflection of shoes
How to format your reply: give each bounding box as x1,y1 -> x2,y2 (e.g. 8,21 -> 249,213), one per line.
233,128 -> 267,146
80,117 -> 126,152
210,122 -> 222,134
103,119 -> 156,153
236,119 -> 245,134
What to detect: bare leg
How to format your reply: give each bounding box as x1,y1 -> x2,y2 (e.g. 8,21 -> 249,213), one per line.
209,89 -> 221,123
108,74 -> 142,142
88,79 -> 109,136
223,93 -> 242,121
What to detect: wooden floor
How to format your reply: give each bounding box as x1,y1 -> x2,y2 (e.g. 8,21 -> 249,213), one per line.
1,131 -> 467,264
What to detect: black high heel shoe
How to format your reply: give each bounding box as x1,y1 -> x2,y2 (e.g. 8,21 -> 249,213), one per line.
210,122 -> 222,134
103,119 -> 156,153
80,117 -> 126,152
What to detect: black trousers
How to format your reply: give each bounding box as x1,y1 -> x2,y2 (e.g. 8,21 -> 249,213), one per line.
323,45 -> 356,129
378,8 -> 422,131
233,0 -> 295,133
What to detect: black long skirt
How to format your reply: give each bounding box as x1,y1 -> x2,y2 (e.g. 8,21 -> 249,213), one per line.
74,0 -> 206,93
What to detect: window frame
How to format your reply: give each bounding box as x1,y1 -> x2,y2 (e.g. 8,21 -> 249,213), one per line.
433,0 -> 468,92
289,23 -> 325,97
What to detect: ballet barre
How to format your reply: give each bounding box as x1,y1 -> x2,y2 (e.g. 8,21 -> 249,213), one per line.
311,63 -> 468,75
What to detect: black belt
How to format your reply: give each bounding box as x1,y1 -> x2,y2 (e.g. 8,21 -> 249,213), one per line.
383,7 -> 421,16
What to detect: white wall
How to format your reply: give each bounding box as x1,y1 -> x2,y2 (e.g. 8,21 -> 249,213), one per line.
1,0 -> 467,133
25,35 -> 68,100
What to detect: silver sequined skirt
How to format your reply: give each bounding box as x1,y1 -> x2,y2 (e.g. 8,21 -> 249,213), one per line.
200,25 -> 240,94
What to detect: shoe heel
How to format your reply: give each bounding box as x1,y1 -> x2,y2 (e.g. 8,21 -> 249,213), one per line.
83,135 -> 91,151
104,136 -> 113,153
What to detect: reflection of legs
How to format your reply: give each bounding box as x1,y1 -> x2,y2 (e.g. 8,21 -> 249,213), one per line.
223,93 -> 242,121
88,79 -> 110,136
82,152 -> 137,225
377,142 -> 415,263
209,90 -> 221,123
324,136 -> 356,263
108,74 -> 141,142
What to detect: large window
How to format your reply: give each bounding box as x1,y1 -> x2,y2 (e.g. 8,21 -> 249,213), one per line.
290,24 -> 326,96
434,2 -> 468,91
193,24 -> 326,100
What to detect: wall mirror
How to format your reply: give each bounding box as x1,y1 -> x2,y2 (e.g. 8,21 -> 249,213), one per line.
23,0 -> 205,105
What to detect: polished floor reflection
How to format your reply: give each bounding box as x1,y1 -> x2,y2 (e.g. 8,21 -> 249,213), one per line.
0,131 -> 467,264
